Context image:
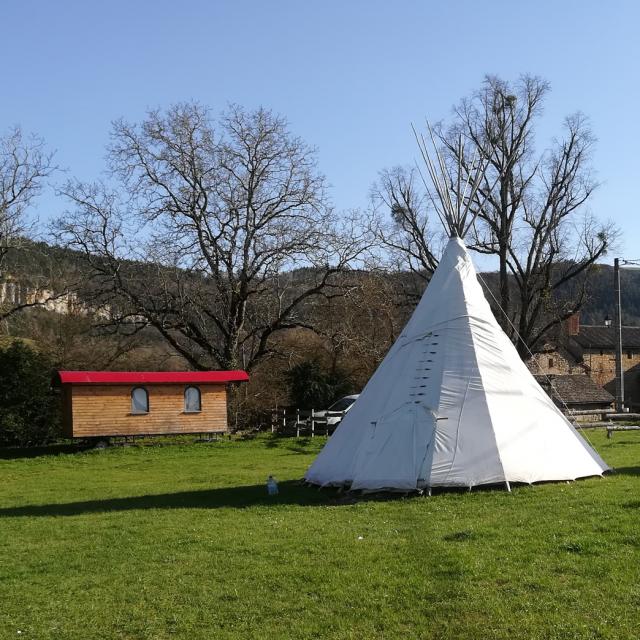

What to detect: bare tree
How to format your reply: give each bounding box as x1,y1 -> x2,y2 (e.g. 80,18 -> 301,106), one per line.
0,126 -> 60,320
445,75 -> 548,318
371,166 -> 440,278
369,166 -> 450,306
311,269 -> 404,381
56,104 -> 371,370
374,75 -> 616,357
443,76 -> 616,356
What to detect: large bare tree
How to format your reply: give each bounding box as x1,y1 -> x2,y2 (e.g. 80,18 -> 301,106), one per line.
443,75 -> 616,356
374,75 -> 616,357
57,104 -> 370,370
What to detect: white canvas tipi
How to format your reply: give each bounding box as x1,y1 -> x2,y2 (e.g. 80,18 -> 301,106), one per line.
305,129 -> 609,492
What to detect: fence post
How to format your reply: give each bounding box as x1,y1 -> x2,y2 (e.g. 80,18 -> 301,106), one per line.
311,408 -> 315,438
296,409 -> 300,438
282,407 -> 286,433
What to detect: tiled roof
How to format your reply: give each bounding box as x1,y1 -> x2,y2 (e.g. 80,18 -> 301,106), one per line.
571,325 -> 640,349
534,374 -> 614,406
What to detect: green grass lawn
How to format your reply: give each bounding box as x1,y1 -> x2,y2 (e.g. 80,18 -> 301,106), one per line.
1,431 -> 639,640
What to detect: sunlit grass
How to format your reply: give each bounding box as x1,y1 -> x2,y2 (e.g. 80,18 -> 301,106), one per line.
1,431 -> 639,639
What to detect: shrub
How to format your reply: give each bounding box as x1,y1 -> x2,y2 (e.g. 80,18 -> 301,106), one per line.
285,359 -> 354,409
0,341 -> 61,447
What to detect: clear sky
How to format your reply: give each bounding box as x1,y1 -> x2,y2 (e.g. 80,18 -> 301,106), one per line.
2,0 -> 639,260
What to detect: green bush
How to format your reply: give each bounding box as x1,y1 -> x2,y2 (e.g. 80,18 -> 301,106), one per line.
0,341 -> 61,447
285,359 -> 354,409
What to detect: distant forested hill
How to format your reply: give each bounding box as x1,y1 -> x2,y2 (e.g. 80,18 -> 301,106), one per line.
578,264 -> 640,325
4,239 -> 640,326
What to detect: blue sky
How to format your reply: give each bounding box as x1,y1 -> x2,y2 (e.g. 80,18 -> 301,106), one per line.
2,0 -> 639,260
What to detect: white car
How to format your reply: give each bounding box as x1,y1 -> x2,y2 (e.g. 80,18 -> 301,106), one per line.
314,394 -> 360,429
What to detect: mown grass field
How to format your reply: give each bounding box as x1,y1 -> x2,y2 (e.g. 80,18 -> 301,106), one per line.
1,431 -> 639,640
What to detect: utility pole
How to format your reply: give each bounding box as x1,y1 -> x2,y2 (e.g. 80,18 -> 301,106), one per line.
613,258 -> 624,412
612,257 -> 640,413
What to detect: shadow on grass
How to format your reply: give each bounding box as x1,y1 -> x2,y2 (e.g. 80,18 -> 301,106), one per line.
612,466 -> 640,477
0,436 -> 321,461
0,481 -> 339,517
0,443 -> 92,460
0,478 -> 467,517
263,436 -> 319,454
0,479 -> 534,519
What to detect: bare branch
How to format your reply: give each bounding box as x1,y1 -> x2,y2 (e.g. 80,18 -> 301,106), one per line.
55,104 -> 373,370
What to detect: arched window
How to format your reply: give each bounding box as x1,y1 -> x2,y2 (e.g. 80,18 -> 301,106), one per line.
184,386 -> 201,413
131,387 -> 149,414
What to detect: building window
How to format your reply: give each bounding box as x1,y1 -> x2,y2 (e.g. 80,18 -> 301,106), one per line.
184,386 -> 201,413
131,387 -> 149,414
548,358 -> 554,368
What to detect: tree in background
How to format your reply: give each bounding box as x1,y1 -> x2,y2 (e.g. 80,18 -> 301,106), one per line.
373,75 -> 617,357
0,340 -> 60,446
284,359 -> 354,409
0,127 -> 62,322
443,75 -> 617,356
309,269 -> 405,386
370,166 -> 440,283
8,305 -> 187,372
57,104 -> 371,371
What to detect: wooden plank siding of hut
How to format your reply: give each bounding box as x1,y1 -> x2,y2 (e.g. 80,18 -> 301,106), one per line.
68,383 -> 228,437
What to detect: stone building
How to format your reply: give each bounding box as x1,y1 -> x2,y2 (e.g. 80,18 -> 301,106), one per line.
530,314 -> 640,411
533,374 -> 614,414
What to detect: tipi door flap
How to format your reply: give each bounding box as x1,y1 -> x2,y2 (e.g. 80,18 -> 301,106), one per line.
351,402 -> 436,491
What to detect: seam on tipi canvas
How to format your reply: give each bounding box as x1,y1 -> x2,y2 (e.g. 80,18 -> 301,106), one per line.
439,371 -> 473,486
415,404 -> 437,486
401,316 -> 477,341
431,315 -> 504,486
460,317 -> 507,485
454,245 -> 508,485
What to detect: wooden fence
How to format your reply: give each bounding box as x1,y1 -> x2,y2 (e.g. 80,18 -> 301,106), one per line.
270,408 -> 347,437
268,407 -> 640,437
